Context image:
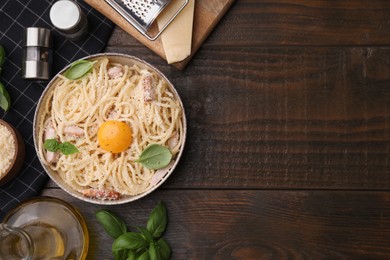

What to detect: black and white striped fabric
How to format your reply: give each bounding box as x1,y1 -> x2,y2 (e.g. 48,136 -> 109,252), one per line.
0,0 -> 114,219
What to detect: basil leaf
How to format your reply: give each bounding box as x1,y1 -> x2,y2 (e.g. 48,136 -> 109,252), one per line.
44,139 -> 78,155
113,249 -> 128,260
96,210 -> 127,239
112,232 -> 148,251
146,201 -> 167,238
137,251 -> 150,260
0,45 -> 5,68
148,242 -> 159,260
0,82 -> 11,112
135,226 -> 154,243
127,250 -> 136,260
64,59 -> 96,80
0,93 -> 10,112
135,144 -> 172,170
157,238 -> 171,260
44,139 -> 59,152
58,141 -> 79,155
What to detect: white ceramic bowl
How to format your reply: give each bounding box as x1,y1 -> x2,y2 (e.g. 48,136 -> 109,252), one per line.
33,53 -> 186,204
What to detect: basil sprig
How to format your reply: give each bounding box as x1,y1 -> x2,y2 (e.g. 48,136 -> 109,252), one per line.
64,59 -> 96,80
0,45 -> 11,112
96,201 -> 171,260
135,144 -> 172,170
44,139 -> 79,155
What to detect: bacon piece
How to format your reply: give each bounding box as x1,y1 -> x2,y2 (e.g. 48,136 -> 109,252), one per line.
64,125 -> 84,137
44,126 -> 56,140
45,150 -> 57,163
44,126 -> 58,163
167,131 -> 179,150
108,66 -> 123,79
142,73 -> 155,102
82,188 -> 121,200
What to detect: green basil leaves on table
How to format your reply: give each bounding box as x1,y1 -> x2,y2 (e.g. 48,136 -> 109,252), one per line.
135,226 -> 154,243
156,238 -> 171,260
138,251 -> 150,260
135,144 -> 172,170
0,45 -> 11,112
96,210 -> 127,239
96,201 -> 171,260
0,82 -> 11,112
44,139 -> 79,155
148,242 -> 158,260
146,201 -> 167,238
64,59 -> 96,80
112,232 -> 148,251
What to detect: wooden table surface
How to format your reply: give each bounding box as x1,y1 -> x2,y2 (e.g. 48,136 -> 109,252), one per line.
42,0 -> 390,258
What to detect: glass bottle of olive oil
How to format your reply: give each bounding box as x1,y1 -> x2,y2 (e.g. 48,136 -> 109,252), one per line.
0,222 -> 65,259
0,197 -> 89,260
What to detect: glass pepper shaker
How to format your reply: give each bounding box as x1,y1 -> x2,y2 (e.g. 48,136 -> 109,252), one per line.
21,27 -> 53,81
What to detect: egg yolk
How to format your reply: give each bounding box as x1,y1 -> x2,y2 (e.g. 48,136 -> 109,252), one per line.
97,121 -> 132,153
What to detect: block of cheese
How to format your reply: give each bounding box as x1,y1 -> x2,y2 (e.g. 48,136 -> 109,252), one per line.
156,0 -> 195,64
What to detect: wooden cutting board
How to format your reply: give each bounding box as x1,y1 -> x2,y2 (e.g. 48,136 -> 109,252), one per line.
83,0 -> 235,69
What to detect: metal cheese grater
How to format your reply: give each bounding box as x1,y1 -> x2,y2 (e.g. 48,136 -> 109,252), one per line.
105,0 -> 189,41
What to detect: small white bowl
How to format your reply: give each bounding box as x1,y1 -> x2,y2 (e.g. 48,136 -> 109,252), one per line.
33,53 -> 186,204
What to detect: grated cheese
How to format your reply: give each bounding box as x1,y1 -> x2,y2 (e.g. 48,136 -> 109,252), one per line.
0,124 -> 16,177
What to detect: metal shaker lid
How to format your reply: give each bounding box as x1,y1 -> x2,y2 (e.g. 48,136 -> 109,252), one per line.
50,0 -> 82,32
23,27 -> 52,48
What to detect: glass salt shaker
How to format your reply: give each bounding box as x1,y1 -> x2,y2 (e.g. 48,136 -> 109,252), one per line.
50,0 -> 89,41
22,27 -> 53,81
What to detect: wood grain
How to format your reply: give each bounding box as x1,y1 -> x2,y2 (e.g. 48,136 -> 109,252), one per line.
36,1 -> 390,258
83,0 -> 235,69
107,0 -> 390,47
210,0 -> 390,46
42,189 -> 390,259
95,45 -> 390,190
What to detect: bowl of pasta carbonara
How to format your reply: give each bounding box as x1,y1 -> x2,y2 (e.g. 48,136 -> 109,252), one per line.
33,53 -> 186,204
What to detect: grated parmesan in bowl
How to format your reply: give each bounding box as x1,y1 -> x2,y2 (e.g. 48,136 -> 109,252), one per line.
0,120 -> 25,186
0,123 -> 17,177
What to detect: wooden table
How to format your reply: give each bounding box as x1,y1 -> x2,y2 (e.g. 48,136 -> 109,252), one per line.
42,1 -> 390,258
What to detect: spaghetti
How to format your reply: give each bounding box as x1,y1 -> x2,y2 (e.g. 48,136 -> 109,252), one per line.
37,58 -> 184,199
